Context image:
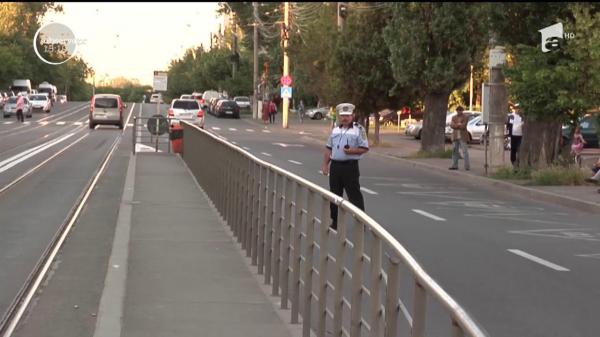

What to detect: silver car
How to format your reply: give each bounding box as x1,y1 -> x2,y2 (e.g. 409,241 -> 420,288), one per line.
3,96 -> 32,118
29,94 -> 52,113
89,94 -> 124,129
169,99 -> 204,128
407,120 -> 424,139
305,107 -> 328,120
233,96 -> 251,109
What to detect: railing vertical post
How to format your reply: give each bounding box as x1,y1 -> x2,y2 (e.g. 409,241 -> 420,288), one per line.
412,281 -> 427,337
265,169 -> 274,285
332,205 -> 348,336
316,197 -> 330,337
350,217 -> 365,337
290,184 -> 304,324
280,179 -> 293,310
252,164 -> 261,266
384,257 -> 400,337
368,234 -> 383,337
302,190 -> 316,337
258,166 -> 268,275
452,320 -> 465,337
272,173 -> 283,296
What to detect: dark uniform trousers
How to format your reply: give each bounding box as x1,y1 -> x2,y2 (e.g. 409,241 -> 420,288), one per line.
329,160 -> 365,229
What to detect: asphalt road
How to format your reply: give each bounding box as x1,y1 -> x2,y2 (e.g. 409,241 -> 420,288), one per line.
0,101 -> 136,328
199,112 -> 600,337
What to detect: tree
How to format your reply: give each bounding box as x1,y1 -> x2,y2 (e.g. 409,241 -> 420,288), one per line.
330,5 -> 399,144
504,4 -> 600,168
383,3 -> 489,152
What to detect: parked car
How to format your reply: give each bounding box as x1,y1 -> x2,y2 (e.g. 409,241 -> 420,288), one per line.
214,100 -> 240,119
209,97 -> 225,115
407,120 -> 424,139
202,90 -> 220,110
28,94 -> 52,113
168,99 -> 205,128
3,96 -> 32,118
180,94 -> 193,99
89,94 -> 125,129
562,114 -> 599,148
233,96 -> 251,109
57,95 -> 67,104
306,107 -> 328,120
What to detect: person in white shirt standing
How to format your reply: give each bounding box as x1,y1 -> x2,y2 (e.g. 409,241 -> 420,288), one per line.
506,103 -> 524,170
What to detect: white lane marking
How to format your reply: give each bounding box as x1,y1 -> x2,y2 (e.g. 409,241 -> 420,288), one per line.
246,129 -> 255,132
4,121 -> 14,125
74,122 -> 83,126
412,209 -> 446,221
0,133 -> 75,173
56,122 -> 66,125
262,129 -> 271,133
288,160 -> 302,165
299,131 -> 311,135
135,143 -> 163,153
212,126 -> 221,130
243,147 -> 250,150
273,142 -> 305,148
229,127 -> 237,131
126,123 -> 133,127
508,249 -> 570,272
232,141 -> 238,145
360,187 -> 378,195
24,122 -> 30,125
261,152 -> 272,157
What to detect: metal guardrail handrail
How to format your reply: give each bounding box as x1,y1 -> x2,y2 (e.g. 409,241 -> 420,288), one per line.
180,121 -> 488,337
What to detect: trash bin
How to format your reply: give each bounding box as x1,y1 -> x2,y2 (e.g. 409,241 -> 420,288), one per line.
170,123 -> 183,153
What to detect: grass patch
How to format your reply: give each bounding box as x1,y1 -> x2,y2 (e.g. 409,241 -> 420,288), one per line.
529,166 -> 589,186
492,166 -> 532,180
405,149 -> 453,159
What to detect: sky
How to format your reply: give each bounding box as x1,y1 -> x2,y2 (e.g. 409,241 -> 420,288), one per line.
42,2 -> 224,86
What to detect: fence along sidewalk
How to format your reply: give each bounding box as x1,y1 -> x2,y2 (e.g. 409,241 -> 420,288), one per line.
181,121 -> 488,337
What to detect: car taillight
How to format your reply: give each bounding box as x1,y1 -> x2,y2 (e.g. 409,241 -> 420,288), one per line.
197,109 -> 204,118
200,99 -> 205,104
168,108 -> 174,117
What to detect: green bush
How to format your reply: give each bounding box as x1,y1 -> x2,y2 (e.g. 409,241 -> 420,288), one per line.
530,166 -> 588,186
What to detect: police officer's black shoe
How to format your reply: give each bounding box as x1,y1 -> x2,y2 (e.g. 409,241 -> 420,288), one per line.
448,167 -> 458,170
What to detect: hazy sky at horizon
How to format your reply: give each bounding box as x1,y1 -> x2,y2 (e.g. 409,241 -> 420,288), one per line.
42,2 -> 224,86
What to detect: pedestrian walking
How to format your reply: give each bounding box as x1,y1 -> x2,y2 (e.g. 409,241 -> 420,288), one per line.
298,99 -> 305,123
269,100 -> 277,124
449,106 -> 470,171
570,126 -> 586,166
322,103 -> 369,229
15,93 -> 26,123
507,104 -> 524,170
329,106 -> 336,129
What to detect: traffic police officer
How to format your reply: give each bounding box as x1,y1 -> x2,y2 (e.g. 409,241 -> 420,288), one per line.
322,103 -> 369,229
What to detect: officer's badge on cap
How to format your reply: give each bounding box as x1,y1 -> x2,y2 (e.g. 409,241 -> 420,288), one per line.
336,103 -> 355,116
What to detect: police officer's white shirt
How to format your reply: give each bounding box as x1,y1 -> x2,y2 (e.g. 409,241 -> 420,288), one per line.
326,123 -> 369,161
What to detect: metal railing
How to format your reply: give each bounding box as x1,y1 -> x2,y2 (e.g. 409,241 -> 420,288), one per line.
132,116 -> 173,154
181,121 -> 488,337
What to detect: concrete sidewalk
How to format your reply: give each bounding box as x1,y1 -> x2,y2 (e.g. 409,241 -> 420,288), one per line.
241,115 -> 600,213
94,153 -> 293,337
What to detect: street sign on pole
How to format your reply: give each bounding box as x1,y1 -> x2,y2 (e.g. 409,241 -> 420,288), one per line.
153,71 -> 168,92
281,86 -> 292,99
280,75 -> 292,86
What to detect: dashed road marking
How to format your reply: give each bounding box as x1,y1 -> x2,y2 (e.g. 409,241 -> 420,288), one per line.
508,249 -> 570,272
246,129 -> 255,132
360,187 -> 378,195
243,146 -> 250,150
211,126 -> 221,130
288,160 -> 302,165
261,152 -> 272,157
412,209 -> 446,221
262,129 -> 271,133
229,128 -> 237,131
3,121 -> 14,125
56,122 -> 66,125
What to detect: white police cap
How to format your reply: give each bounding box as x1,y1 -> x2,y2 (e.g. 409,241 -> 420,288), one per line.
336,103 -> 355,115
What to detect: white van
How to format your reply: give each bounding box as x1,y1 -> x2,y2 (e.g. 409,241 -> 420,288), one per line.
150,93 -> 163,104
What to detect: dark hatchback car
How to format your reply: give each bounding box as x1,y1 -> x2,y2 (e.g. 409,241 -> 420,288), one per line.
562,115 -> 599,148
214,100 -> 240,119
